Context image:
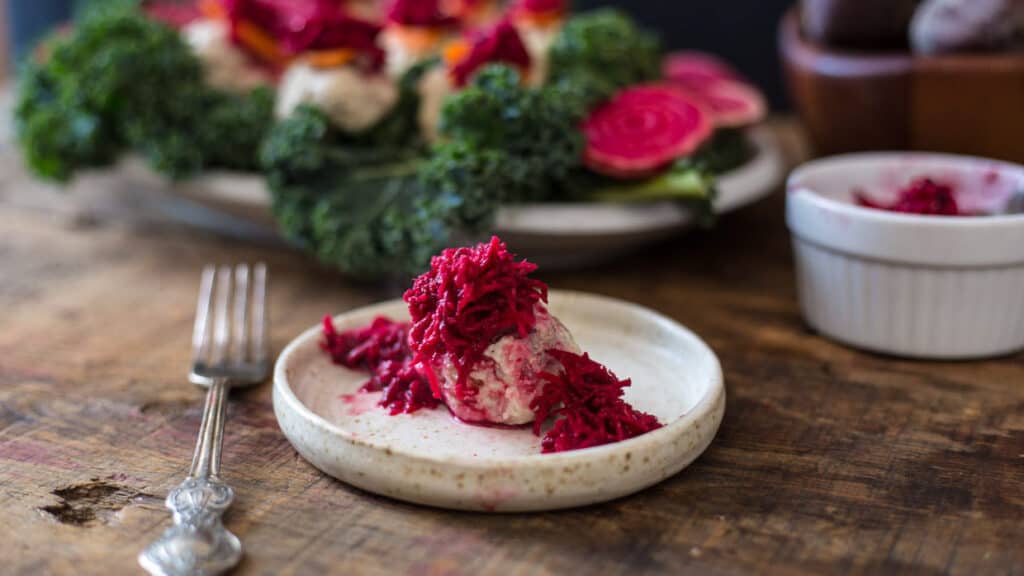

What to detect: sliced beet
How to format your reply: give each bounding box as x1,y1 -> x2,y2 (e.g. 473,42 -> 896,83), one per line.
662,51 -> 741,89
386,0 -> 457,27
690,80 -> 767,128
582,84 -> 713,179
662,51 -> 766,128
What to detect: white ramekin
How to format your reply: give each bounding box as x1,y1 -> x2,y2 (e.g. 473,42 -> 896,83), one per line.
786,152 -> 1024,359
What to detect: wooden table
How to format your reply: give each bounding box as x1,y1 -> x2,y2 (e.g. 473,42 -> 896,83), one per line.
1,124 -> 1022,575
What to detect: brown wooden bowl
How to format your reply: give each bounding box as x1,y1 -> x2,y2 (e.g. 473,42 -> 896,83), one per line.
779,8 -> 1024,163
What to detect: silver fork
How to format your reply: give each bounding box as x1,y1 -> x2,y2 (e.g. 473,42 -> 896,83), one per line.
140,264 -> 269,576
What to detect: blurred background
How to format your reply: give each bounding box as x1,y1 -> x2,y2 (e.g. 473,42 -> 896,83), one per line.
2,0 -> 796,106
579,0 -> 793,109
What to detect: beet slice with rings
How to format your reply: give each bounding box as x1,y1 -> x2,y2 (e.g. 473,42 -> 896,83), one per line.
582,84 -> 713,178
690,79 -> 767,128
663,51 -> 767,128
662,51 -> 742,88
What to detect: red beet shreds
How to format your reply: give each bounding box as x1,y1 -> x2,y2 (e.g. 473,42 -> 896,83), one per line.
364,360 -> 438,414
855,178 -> 963,216
321,315 -> 438,414
512,0 -> 567,16
386,0 -> 456,27
223,0 -> 386,69
404,237 -> 547,400
582,84 -> 713,179
531,350 -> 662,453
449,19 -> 531,86
322,315 -> 408,369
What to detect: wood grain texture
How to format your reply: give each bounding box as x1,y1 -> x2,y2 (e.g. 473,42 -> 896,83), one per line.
0,123 -> 1022,575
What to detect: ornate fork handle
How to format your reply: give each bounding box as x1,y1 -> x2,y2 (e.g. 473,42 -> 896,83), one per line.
139,477 -> 240,576
140,380 -> 242,576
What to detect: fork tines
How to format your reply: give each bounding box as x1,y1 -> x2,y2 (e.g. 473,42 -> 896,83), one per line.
191,263 -> 268,384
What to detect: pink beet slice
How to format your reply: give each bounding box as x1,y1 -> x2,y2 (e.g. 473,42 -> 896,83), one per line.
662,51 -> 741,89
693,80 -> 767,128
582,84 -> 713,179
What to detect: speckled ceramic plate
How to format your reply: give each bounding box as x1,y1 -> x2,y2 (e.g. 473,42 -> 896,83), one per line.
272,290 -> 725,512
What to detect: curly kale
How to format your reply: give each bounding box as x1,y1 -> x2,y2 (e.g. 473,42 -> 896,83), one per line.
548,9 -> 662,106
261,105 -> 450,279
260,62 -> 443,278
16,60 -> 119,181
262,65 -> 586,279
15,7 -> 273,182
423,65 -> 584,214
196,87 -> 276,173
420,141 -> 531,226
260,105 -> 336,246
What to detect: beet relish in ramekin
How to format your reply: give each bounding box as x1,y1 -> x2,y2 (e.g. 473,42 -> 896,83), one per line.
787,152 -> 1024,359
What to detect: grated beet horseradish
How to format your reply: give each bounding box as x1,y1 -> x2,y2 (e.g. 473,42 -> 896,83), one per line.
855,178 -> 964,216
321,316 -> 437,414
321,237 -> 661,453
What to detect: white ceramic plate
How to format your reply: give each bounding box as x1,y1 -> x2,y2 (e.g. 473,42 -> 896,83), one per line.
273,290 -> 725,512
141,126 -> 783,267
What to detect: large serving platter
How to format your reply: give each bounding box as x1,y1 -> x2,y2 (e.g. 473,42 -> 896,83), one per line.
131,125 -> 784,267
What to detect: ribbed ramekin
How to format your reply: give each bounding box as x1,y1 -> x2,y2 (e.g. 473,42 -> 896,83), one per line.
786,153 -> 1024,359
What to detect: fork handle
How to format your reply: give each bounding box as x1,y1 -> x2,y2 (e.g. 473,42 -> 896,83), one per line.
139,379 -> 242,576
191,378 -> 230,478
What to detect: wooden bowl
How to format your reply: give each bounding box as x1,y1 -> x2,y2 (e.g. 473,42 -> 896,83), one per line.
779,8 -> 1024,163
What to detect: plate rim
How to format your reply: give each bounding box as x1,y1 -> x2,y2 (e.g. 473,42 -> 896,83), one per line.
492,125 -> 785,235
166,125 -> 783,237
273,289 -> 726,470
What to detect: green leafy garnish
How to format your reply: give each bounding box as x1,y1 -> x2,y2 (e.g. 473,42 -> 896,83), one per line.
548,9 -> 662,107
15,6 -> 273,182
261,104 -> 449,280
14,5 -> 755,279
263,64 -> 587,279
425,64 -> 584,207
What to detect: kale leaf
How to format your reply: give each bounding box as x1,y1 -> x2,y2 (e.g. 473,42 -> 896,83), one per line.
259,62 -> 446,279
548,9 -> 662,106
261,105 -> 451,280
15,6 -> 273,182
424,65 -> 584,211
262,65 -> 586,279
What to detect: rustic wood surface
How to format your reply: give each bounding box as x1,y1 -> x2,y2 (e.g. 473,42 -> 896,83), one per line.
0,123 -> 1022,576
